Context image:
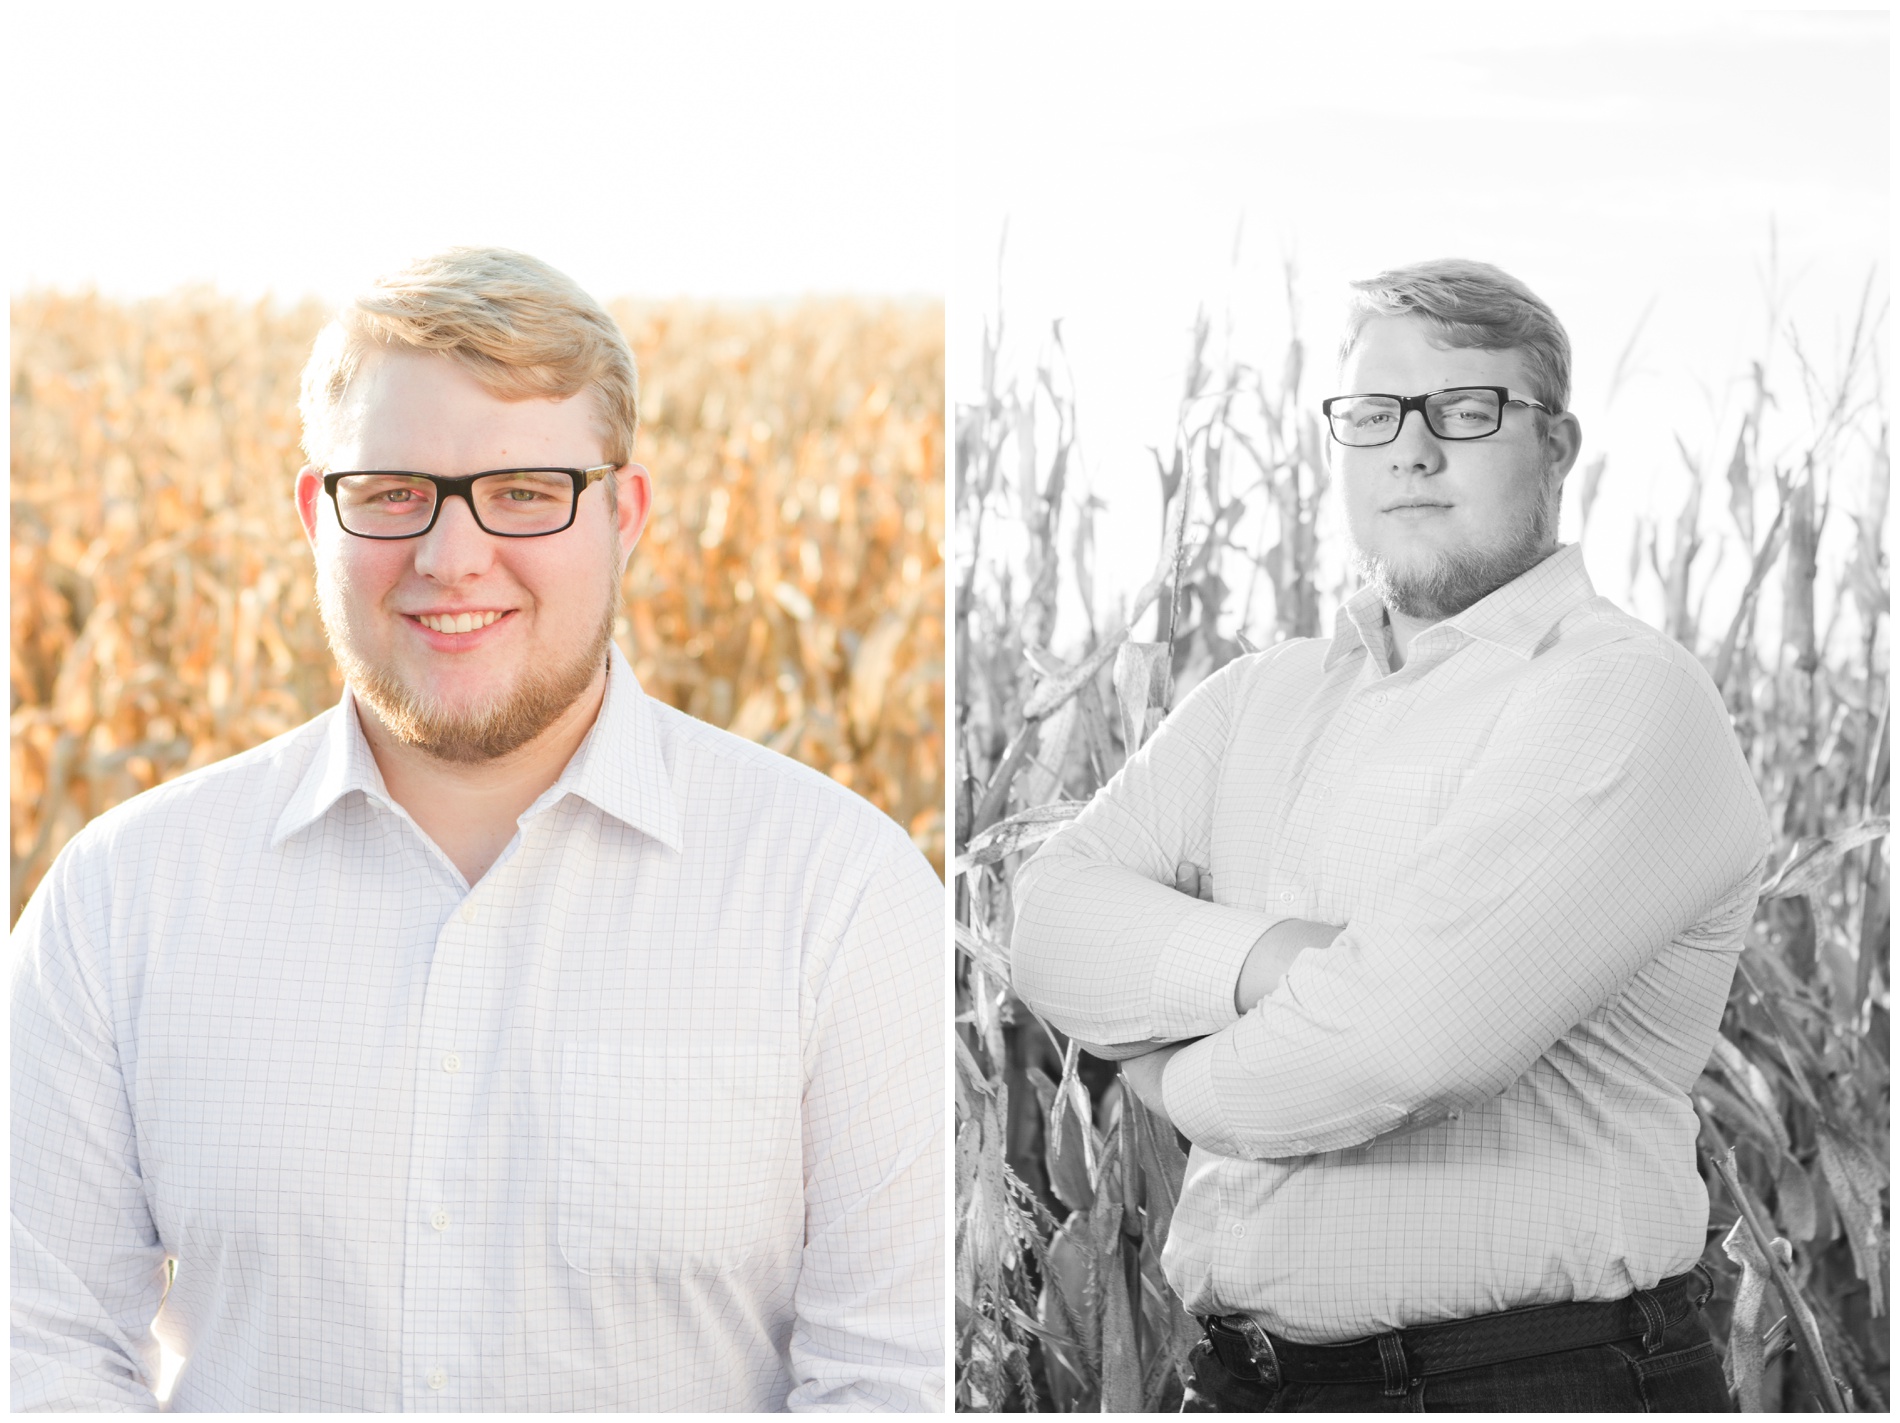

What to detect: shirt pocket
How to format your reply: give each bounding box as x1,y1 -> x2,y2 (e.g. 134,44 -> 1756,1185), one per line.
1333,765 -> 1462,853
557,1036 -> 796,1276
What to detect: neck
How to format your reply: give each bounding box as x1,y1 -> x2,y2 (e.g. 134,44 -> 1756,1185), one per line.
355,667 -> 609,885
1383,606 -> 1435,670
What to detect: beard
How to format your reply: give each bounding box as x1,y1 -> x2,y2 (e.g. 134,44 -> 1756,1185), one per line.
1353,485 -> 1557,622
317,568 -> 618,765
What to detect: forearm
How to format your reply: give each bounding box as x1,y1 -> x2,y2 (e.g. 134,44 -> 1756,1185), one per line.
1011,850 -> 1281,1045
1069,918 -> 1339,1065
1232,917 -> 1343,1014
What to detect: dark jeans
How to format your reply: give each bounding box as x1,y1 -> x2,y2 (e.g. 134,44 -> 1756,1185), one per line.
1185,1308 -> 1733,1412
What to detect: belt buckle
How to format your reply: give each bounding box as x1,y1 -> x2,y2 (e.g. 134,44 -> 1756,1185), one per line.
1232,1315 -> 1281,1391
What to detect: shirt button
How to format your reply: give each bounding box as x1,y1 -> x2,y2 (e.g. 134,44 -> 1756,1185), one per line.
431,1208 -> 451,1232
426,1368 -> 447,1391
1374,693 -> 1388,706
442,1053 -> 462,1074
1232,1224 -> 1245,1237
1280,891 -> 1293,902
459,902 -> 478,924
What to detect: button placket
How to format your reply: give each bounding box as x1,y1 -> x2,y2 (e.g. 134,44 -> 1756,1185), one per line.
402,908 -> 491,1408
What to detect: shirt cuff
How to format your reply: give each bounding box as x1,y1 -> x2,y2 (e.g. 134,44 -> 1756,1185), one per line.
1150,904 -> 1288,1039
1161,1033 -> 1229,1153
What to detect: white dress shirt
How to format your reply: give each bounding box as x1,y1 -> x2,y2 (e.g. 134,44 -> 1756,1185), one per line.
12,644 -> 944,1412
1012,546 -> 1768,1343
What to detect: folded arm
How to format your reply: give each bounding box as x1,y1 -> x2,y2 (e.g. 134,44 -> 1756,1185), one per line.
1161,645 -> 1771,1160
1011,656 -> 1317,1049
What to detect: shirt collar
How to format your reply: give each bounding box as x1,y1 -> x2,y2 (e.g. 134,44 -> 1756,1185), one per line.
272,642 -> 684,853
1323,544 -> 1597,672
545,643 -> 684,851
271,690 -> 391,846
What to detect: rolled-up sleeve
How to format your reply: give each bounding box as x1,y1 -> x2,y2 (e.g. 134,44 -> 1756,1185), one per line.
1012,654 -> 1289,1045
1163,643 -> 1771,1158
12,842 -> 168,1412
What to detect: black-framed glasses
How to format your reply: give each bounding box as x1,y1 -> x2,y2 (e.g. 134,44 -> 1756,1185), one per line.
321,466 -> 615,539
1320,387 -> 1550,448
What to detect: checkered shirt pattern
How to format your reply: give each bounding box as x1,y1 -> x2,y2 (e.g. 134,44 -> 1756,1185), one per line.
12,644 -> 945,1411
1012,546 -> 1769,1344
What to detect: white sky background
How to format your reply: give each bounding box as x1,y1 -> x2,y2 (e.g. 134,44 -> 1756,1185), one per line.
9,2 -> 946,303
953,7 -> 1889,658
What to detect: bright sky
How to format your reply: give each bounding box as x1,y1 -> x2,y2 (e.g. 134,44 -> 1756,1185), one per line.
953,7 -> 1889,651
9,2 -> 945,303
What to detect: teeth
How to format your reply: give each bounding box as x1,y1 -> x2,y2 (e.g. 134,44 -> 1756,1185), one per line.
419,611 -> 503,633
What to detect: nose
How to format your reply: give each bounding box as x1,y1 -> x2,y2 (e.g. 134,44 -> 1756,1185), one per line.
410,491 -> 497,583
1386,406 -> 1446,475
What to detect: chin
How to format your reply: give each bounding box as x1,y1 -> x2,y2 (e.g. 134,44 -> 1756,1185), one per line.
1355,537 -> 1551,622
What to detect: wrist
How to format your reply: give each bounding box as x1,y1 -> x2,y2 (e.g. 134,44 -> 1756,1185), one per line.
1234,917 -> 1344,1014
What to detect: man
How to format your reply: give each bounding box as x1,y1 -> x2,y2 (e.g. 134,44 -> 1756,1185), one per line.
12,248 -> 944,1412
1011,259 -> 1767,1411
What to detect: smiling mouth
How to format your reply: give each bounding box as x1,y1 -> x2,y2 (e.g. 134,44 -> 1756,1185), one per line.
1384,502 -> 1451,512
413,611 -> 509,634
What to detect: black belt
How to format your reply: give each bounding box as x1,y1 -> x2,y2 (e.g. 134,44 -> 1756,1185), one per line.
1201,1268 -> 1713,1396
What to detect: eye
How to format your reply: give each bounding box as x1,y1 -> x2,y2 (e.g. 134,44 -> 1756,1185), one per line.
1433,392 -> 1498,426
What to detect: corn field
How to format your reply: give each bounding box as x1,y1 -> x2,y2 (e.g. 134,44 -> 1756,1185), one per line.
954,273 -> 1889,1410
11,291 -> 945,925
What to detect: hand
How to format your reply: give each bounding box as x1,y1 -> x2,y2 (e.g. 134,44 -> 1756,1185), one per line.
1174,861 -> 1347,1017
1071,1036 -> 1177,1063
1119,1041 -> 1189,1125
1235,918 -> 1346,1015
1174,861 -> 1214,901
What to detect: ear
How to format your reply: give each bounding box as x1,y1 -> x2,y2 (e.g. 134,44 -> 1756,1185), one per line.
295,466 -> 325,547
1544,411 -> 1584,483
614,463 -> 654,569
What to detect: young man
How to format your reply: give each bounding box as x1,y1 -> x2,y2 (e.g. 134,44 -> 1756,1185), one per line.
1011,260 -> 1767,1411
12,248 -> 944,1412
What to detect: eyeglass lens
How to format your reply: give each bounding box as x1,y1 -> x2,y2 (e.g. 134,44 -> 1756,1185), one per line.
334,471 -> 576,536
1328,388 -> 1504,447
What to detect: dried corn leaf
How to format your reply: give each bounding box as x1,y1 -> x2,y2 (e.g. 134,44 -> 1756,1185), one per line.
1113,642 -> 1170,755
954,800 -> 1086,876
1815,1125 -> 1889,1316
1760,818 -> 1890,902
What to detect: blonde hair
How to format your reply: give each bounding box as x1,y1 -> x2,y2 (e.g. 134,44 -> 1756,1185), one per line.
1339,258 -> 1571,414
298,247 -> 638,480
